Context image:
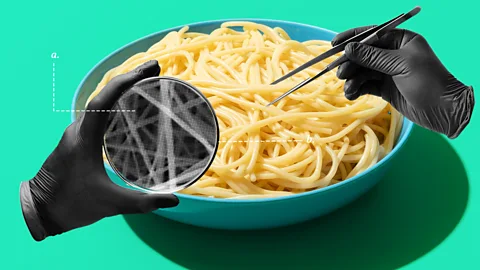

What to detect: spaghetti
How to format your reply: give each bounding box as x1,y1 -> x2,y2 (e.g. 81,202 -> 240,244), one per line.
87,22 -> 403,199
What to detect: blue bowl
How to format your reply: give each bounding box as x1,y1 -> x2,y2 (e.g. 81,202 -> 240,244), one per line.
72,19 -> 414,230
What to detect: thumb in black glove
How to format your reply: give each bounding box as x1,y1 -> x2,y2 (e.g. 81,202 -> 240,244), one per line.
20,60 -> 179,242
331,26 -> 475,139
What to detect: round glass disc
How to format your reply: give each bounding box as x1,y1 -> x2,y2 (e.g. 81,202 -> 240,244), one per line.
103,76 -> 219,193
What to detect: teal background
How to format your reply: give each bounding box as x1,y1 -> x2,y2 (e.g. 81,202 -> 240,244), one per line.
2,0 -> 478,269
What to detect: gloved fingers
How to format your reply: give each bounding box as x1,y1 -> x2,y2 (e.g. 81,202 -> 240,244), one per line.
87,60 -> 160,111
108,184 -> 179,214
333,27 -> 418,49
80,60 -> 161,141
336,61 -> 363,80
345,80 -> 382,101
344,42 -> 406,76
331,25 -> 377,46
379,29 -> 420,49
344,71 -> 382,100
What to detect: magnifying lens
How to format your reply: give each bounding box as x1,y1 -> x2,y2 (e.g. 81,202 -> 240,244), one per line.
103,77 -> 219,193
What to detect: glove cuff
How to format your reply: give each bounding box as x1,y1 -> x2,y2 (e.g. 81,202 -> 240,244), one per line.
448,86 -> 475,139
20,181 -> 48,241
29,170 -> 66,239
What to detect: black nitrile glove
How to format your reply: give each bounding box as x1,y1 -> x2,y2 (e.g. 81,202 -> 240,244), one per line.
20,60 -> 179,242
332,26 -> 475,139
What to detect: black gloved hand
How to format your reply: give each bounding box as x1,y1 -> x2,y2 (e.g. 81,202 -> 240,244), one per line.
20,60 -> 179,242
332,26 -> 475,138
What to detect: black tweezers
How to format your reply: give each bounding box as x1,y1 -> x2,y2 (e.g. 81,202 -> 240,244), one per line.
266,6 -> 421,106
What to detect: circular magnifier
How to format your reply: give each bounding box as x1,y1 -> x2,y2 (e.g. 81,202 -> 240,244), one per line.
103,77 -> 219,193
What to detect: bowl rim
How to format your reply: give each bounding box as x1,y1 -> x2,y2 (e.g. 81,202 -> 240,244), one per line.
71,18 -> 414,204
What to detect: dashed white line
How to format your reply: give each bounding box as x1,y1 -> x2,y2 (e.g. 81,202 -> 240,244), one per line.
52,63 -> 55,112
51,60 -> 134,113
54,110 -> 137,113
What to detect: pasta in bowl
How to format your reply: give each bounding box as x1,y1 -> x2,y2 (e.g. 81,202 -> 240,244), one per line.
72,19 -> 413,229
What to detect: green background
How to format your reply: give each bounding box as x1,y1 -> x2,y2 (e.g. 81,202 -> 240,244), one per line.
2,0 -> 479,269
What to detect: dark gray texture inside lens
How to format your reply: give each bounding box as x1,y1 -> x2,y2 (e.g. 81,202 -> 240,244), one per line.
103,77 -> 219,193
